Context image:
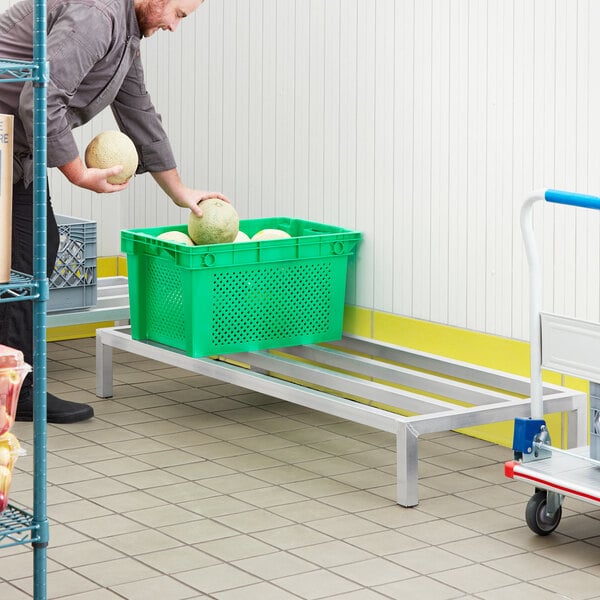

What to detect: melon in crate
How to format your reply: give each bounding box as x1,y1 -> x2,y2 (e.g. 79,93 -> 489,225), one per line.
188,198 -> 239,245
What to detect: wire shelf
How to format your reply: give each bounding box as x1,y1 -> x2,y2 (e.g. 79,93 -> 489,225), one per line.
0,271 -> 38,303
0,504 -> 39,549
0,59 -> 35,82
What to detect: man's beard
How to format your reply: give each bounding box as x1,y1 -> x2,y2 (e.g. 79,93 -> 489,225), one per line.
135,0 -> 167,36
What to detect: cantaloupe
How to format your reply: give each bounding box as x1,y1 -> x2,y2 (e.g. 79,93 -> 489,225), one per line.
234,230 -> 250,242
85,130 -> 138,184
157,230 -> 195,246
251,228 -> 291,241
188,198 -> 239,245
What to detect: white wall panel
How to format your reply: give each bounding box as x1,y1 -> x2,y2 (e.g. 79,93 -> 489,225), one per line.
338,0 -> 359,305
393,0 -> 415,318
261,0 -> 277,217
274,0 -> 294,220
429,0 -> 450,326
354,0 -> 376,311
293,1 -> 310,219
446,0 -> 469,328
247,0 -> 265,214
4,0 -> 600,341
322,0 -> 341,229
373,0 -> 395,314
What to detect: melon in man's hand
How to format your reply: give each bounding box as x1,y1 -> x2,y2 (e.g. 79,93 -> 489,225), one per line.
85,130 -> 138,184
188,198 -> 239,245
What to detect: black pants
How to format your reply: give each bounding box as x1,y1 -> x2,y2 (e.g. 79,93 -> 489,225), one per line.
0,180 -> 59,388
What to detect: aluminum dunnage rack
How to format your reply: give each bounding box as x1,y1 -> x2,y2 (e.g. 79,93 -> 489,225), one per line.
96,326 -> 586,507
506,189 -> 600,535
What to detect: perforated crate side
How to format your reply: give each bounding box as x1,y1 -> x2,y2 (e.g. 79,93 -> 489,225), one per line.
48,215 -> 97,312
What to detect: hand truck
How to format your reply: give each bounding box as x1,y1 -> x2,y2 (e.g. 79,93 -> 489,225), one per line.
506,189 -> 600,535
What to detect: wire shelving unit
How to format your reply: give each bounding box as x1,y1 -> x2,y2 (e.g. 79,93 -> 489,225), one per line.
0,0 -> 49,596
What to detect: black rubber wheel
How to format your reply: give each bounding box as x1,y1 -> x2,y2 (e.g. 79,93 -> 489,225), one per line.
525,490 -> 562,535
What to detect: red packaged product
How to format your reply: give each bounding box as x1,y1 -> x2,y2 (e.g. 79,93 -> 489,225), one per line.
0,345 -> 31,435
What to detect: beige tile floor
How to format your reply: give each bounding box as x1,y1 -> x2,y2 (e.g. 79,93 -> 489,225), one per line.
2,337 -> 600,598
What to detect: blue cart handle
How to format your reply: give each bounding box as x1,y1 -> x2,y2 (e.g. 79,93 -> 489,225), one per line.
545,189 -> 600,210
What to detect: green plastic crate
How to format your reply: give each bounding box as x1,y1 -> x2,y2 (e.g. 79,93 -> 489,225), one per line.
121,217 -> 361,357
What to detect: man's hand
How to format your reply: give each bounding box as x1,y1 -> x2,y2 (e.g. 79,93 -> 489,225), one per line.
76,166 -> 131,193
151,169 -> 231,216
185,191 -> 230,217
59,157 -> 130,193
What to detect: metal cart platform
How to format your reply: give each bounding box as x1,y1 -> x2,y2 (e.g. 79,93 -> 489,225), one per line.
505,189 -> 600,535
506,448 -> 600,507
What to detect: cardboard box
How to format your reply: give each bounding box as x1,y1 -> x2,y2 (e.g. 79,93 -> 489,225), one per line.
0,114 -> 14,284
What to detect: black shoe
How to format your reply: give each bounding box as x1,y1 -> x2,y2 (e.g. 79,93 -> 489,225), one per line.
16,388 -> 94,424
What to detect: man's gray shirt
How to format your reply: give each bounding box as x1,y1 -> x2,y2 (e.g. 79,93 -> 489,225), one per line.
0,0 -> 177,186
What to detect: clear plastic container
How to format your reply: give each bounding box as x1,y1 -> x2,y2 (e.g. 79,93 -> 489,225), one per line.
0,345 -> 31,435
0,431 -> 25,513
